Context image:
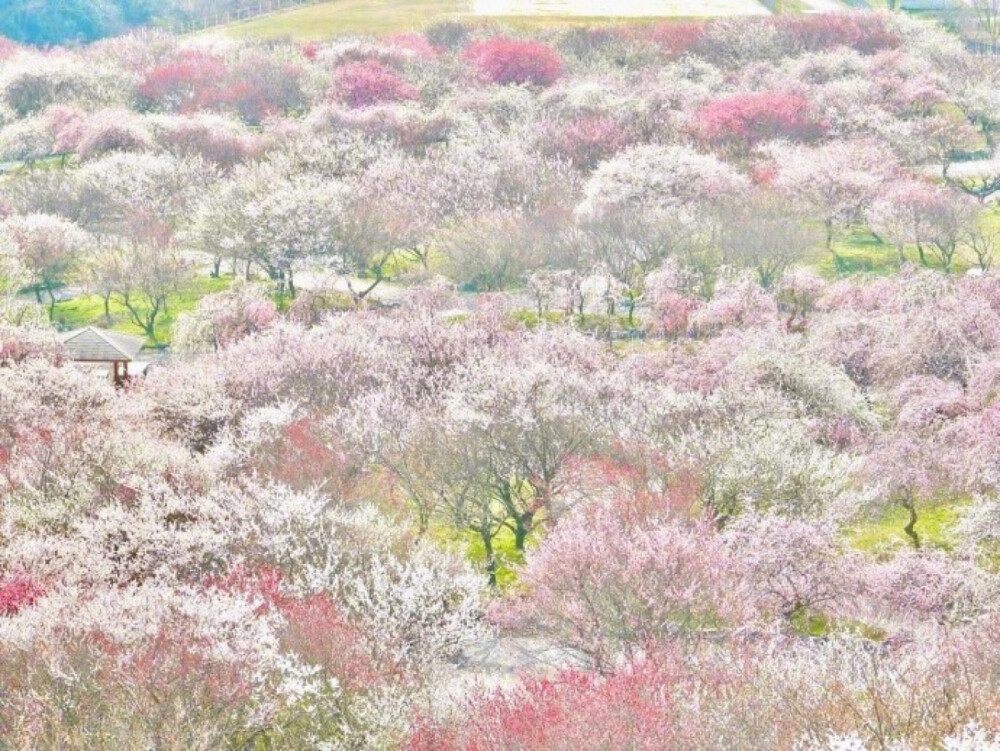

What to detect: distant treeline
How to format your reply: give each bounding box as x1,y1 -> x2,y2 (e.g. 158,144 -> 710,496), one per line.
1,0 -> 156,45
0,0 -> 292,45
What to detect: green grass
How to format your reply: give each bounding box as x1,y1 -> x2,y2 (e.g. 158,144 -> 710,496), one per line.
790,608 -> 887,641
464,526 -> 525,589
847,501 -> 968,556
51,275 -> 233,347
429,520 -> 535,590
809,222 -> 991,280
513,309 -> 642,336
812,228 -> 901,278
221,0 -> 468,38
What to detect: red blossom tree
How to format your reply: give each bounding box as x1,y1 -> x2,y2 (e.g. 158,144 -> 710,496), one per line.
138,50 -> 229,114
407,650 -> 708,751
329,60 -> 419,108
696,92 -> 827,154
464,38 -> 563,87
0,574 -> 43,616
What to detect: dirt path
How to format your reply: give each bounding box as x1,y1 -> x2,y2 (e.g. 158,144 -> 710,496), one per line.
434,635 -> 591,706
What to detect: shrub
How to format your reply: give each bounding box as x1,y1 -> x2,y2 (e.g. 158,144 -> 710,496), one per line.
227,54 -> 305,124
75,108 -> 152,160
408,651 -> 695,751
424,21 -> 471,52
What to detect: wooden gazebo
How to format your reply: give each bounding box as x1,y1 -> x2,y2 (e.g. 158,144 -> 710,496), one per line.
61,327 -> 146,387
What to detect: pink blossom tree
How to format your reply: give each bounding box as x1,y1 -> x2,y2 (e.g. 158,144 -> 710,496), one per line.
768,139 -> 898,252
0,213 -> 88,318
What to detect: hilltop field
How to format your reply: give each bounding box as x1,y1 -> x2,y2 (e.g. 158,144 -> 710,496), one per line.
221,0 -> 781,38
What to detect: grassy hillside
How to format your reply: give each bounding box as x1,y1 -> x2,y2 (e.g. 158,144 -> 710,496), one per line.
217,0 -> 771,39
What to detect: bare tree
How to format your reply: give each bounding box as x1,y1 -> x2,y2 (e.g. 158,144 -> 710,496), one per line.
112,236 -> 190,343
970,0 -> 1000,43
962,223 -> 1000,271
717,190 -> 819,289
436,211 -> 541,293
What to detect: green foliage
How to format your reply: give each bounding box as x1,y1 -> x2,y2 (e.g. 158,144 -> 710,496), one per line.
789,607 -> 831,637
512,310 -> 567,329
464,527 -> 525,590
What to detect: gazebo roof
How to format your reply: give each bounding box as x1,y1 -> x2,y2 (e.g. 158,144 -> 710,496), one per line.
61,327 -> 145,363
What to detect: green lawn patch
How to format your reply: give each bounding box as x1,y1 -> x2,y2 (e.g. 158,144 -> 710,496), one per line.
810,225 -> 983,279
790,608 -> 887,641
428,520 -> 536,590
51,275 -> 232,347
463,525 -> 525,590
513,309 -> 642,336
847,501 -> 968,556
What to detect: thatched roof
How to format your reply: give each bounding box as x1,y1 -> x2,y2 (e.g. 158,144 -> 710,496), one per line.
61,327 -> 145,362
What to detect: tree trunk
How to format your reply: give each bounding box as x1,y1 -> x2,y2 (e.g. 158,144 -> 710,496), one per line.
513,511 -> 533,552
902,497 -> 920,549
46,286 -> 57,320
347,277 -> 382,307
482,532 -> 498,589
937,242 -> 954,274
103,294 -> 112,326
